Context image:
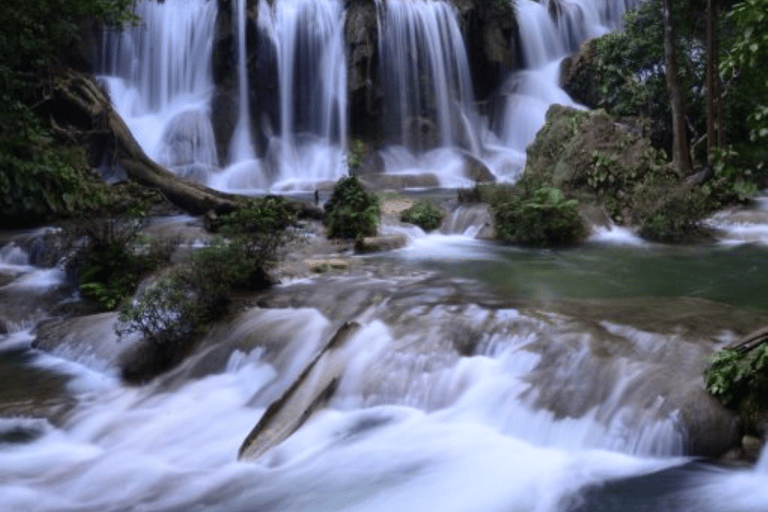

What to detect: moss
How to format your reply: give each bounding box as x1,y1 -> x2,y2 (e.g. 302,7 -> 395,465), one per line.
491,186 -> 587,248
522,104 -> 716,243
400,200 -> 445,231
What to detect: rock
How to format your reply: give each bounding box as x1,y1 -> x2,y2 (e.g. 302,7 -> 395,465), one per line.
380,199 -> 415,216
33,313 -> 136,372
560,40 -> 601,109
460,151 -> 496,183
452,0 -> 519,101
239,321 -> 362,461
346,0 -> 382,139
742,435 -> 763,462
357,234 -> 408,253
356,150 -> 386,176
359,173 -> 440,190
304,258 -> 350,273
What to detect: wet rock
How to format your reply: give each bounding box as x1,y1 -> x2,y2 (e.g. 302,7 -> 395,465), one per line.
305,258 -> 350,273
359,173 -> 440,190
460,151 -> 496,183
357,234 -> 409,253
441,204 -> 494,238
33,313 -> 125,366
451,0 -> 519,100
346,0 -> 382,139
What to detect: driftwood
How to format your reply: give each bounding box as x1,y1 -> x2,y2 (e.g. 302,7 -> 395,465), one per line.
239,321 -> 361,461
51,69 -> 242,216
724,325 -> 768,352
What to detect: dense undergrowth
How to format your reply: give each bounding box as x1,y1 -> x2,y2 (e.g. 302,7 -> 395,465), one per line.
705,344 -> 768,436
114,196 -> 297,380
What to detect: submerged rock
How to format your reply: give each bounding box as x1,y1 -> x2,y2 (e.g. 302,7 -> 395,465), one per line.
357,234 -> 409,253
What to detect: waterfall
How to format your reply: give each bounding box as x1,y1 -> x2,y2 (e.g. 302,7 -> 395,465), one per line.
98,0 -> 218,180
377,0 -> 478,154
258,0 -> 348,188
492,0 -> 640,176
229,0 -> 257,163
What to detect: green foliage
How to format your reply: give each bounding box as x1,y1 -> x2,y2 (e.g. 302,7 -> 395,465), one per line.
722,0 -> 768,146
568,0 -> 669,148
705,344 -> 768,433
634,174 -> 714,243
117,198 -> 297,350
0,0 -> 136,227
400,200 -> 445,231
490,0 -> 516,19
346,139 -> 366,175
492,186 -> 586,247
324,177 -> 379,240
67,211 -> 174,311
117,273 -> 200,349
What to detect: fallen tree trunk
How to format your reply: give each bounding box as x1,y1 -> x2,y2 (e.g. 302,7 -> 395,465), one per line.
51,69 -> 242,216
725,325 -> 768,352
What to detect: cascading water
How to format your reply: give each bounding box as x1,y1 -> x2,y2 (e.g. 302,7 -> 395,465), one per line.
377,0 -> 477,153
255,0 -> 348,189
230,0 -> 258,164
98,0 -> 219,181
493,0 -> 640,171
375,0 -> 493,187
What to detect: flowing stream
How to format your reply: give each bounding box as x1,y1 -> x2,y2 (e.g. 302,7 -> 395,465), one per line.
2,208 -> 768,510
7,0 -> 768,509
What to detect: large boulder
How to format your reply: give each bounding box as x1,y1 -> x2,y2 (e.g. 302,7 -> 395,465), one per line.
521,104 -> 709,240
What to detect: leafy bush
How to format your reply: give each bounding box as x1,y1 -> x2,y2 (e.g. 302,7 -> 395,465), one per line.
705,344 -> 768,434
324,177 -> 379,240
66,210 -> 174,310
492,186 -> 586,247
634,178 -> 714,243
400,200 -> 445,231
0,0 -> 136,227
117,197 -> 297,356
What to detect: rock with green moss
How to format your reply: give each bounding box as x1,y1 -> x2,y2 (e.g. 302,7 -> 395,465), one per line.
491,186 -> 586,247
400,199 -> 445,231
523,104 -> 714,242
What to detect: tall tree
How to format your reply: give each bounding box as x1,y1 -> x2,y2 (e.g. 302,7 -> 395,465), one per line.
661,0 -> 692,175
705,0 -> 720,164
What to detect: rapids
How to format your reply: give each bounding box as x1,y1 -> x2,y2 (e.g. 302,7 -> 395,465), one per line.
3,0 -> 768,510
2,223 -> 768,511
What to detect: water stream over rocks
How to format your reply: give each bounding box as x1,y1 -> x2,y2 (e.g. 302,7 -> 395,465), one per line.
2,212 -> 768,510
4,0 -> 768,509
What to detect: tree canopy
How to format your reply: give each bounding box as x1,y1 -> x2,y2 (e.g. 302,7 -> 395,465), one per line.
0,0 -> 135,226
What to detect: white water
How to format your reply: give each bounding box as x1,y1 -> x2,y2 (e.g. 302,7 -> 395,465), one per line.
229,0 -> 258,164
492,0 -> 640,167
704,195 -> 768,245
99,0 -> 218,180
4,295 -> 768,511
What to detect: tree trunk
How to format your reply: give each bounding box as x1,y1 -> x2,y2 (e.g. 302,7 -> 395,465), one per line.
51,70 -> 243,216
705,0 -> 719,165
662,0 -> 691,175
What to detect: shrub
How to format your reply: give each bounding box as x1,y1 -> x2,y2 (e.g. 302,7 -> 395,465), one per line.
492,186 -> 586,247
117,197 -> 297,361
400,200 -> 445,231
67,211 -> 174,310
324,177 -> 379,240
634,180 -> 713,243
705,344 -> 768,434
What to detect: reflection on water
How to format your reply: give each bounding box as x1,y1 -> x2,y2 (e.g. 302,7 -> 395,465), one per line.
384,236 -> 768,311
